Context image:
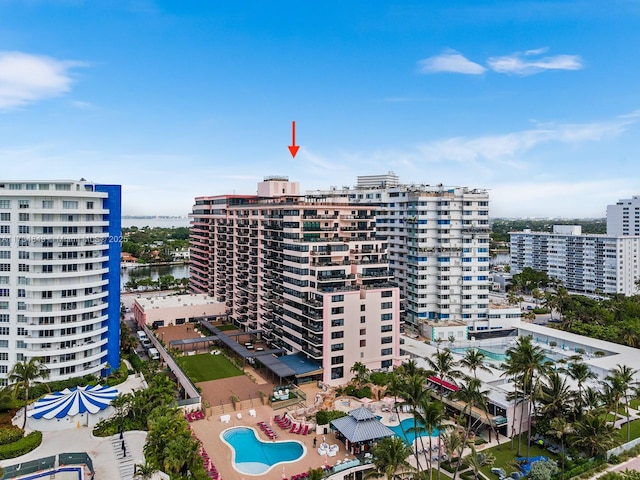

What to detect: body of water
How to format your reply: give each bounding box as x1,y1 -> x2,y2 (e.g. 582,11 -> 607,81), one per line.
389,418 -> 440,445
120,263 -> 189,285
221,426 -> 304,475
121,217 -> 191,229
491,252 -> 510,266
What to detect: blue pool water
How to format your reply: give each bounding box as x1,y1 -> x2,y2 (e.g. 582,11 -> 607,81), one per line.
389,418 -> 440,445
221,426 -> 305,475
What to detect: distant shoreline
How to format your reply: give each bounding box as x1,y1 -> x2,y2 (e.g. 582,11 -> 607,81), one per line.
121,261 -> 189,269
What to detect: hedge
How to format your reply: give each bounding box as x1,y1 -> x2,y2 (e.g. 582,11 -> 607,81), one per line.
0,431 -> 42,460
0,426 -> 23,446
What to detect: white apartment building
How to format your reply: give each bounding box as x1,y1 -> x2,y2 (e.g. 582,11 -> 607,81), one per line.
607,195 -> 640,236
510,225 -> 640,295
0,180 -> 122,385
308,174 -> 495,338
190,177 -> 403,385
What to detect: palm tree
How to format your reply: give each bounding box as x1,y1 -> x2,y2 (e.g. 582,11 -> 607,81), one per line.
607,364 -> 637,442
412,396 -> 444,480
8,357 -> 50,429
569,413 -> 616,458
351,361 -> 370,390
462,445 -> 496,480
133,462 -> 157,479
426,348 -> 461,401
503,336 -> 550,460
452,376 -> 490,480
441,427 -> 463,465
563,361 -> 597,408
391,372 -> 432,475
306,468 -> 325,480
459,349 -> 491,379
581,386 -> 604,414
364,436 -> 416,480
538,371 -> 573,422
546,417 -> 573,480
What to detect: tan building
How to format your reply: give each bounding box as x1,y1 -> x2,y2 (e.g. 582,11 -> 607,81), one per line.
189,176 -> 403,386
133,293 -> 226,328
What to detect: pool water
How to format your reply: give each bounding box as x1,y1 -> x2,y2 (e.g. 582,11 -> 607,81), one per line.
389,418 -> 440,445
221,426 -> 305,475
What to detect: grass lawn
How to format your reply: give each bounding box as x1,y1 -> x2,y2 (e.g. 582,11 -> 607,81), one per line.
176,353 -> 243,382
630,398 -> 640,410
615,417 -> 640,443
215,324 -> 238,332
479,436 -> 557,480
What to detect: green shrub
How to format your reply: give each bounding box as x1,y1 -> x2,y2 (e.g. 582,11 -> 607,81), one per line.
440,461 -> 455,473
0,426 -> 23,445
0,431 -> 42,459
370,372 -> 390,386
345,385 -> 357,396
316,410 -> 347,425
357,386 -> 372,399
127,351 -> 143,372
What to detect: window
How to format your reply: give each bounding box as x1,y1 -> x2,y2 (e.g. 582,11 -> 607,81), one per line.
18,226 -> 29,234
360,339 -> 367,347
381,313 -> 393,321
360,315 -> 366,323
19,213 -> 29,221
330,307 -> 344,315
42,200 -> 53,209
331,356 -> 343,365
0,314 -> 7,323
381,325 -> 393,332
381,290 -> 393,297
381,302 -> 393,309
0,200 -> 9,209
331,343 -> 344,351
331,295 -> 344,302
360,328 -> 366,335
0,289 -> 8,297
0,264 -> 9,272
331,331 -> 344,339
18,264 -> 29,272
0,327 -> 9,335
42,265 -> 52,273
331,318 -> 344,327
62,201 -> 78,209
0,226 -> 9,234
41,291 -> 52,299
87,201 -> 94,209
381,348 -> 393,356
18,200 -> 29,209
0,213 -> 9,221
331,367 -> 344,379
18,251 -> 28,259
0,251 -> 9,259
381,336 -> 393,344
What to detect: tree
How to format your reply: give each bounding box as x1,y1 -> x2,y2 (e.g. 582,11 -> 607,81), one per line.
563,360 -> 597,409
529,459 -> 558,480
412,396 -> 444,480
502,336 -> 550,459
426,348 -> 461,401
350,361 -> 370,389
8,357 -> 50,429
569,413 -> 616,458
606,364 -> 637,442
460,349 -> 491,379
306,468 -> 325,480
364,436 -> 415,480
133,462 -> 157,480
462,445 -> 495,480
547,418 -> 573,480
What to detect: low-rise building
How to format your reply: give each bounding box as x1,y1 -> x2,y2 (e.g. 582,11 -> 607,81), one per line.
133,293 -> 226,328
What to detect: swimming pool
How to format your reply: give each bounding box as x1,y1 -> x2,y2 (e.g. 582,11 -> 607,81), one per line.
389,418 -> 440,445
221,426 -> 305,475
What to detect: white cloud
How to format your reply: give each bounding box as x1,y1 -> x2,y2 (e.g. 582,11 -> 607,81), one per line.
416,116 -> 630,165
418,51 -> 486,75
487,49 -> 583,76
0,51 -> 83,110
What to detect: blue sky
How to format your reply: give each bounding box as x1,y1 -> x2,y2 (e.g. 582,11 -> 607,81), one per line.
1,0 -> 639,217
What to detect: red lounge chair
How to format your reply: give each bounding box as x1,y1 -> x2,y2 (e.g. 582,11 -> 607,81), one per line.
300,425 -> 308,435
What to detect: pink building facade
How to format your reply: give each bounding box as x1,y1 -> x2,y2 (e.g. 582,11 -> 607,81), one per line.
189,177 -> 403,385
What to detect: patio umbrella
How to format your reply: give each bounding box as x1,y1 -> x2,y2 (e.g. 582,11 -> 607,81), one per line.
282,465 -> 287,479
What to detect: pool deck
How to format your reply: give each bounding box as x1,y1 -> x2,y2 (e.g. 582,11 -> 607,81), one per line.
190,403 -> 352,479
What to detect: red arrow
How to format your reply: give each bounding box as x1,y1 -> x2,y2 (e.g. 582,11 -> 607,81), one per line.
288,121 -> 300,158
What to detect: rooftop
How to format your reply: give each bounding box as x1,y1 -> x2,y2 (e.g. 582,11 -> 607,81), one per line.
135,294 -> 222,310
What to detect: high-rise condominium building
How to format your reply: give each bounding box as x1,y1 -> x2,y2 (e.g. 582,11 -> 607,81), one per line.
0,180 -> 121,386
190,177 -> 402,385
607,196 -> 640,236
510,225 -> 640,295
308,174 -> 492,337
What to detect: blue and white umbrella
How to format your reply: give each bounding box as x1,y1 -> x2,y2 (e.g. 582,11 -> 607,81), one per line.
27,385 -> 119,419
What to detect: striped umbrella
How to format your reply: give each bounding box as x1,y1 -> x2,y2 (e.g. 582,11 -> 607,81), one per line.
28,385 -> 119,419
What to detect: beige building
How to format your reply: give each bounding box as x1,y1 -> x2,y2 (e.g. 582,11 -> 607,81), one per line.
133,294 -> 226,328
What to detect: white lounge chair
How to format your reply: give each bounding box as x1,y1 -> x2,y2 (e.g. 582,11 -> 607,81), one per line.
237,412 -> 243,420
249,409 -> 257,417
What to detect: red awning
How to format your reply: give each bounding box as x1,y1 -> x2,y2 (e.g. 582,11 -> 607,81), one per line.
428,376 -> 459,392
